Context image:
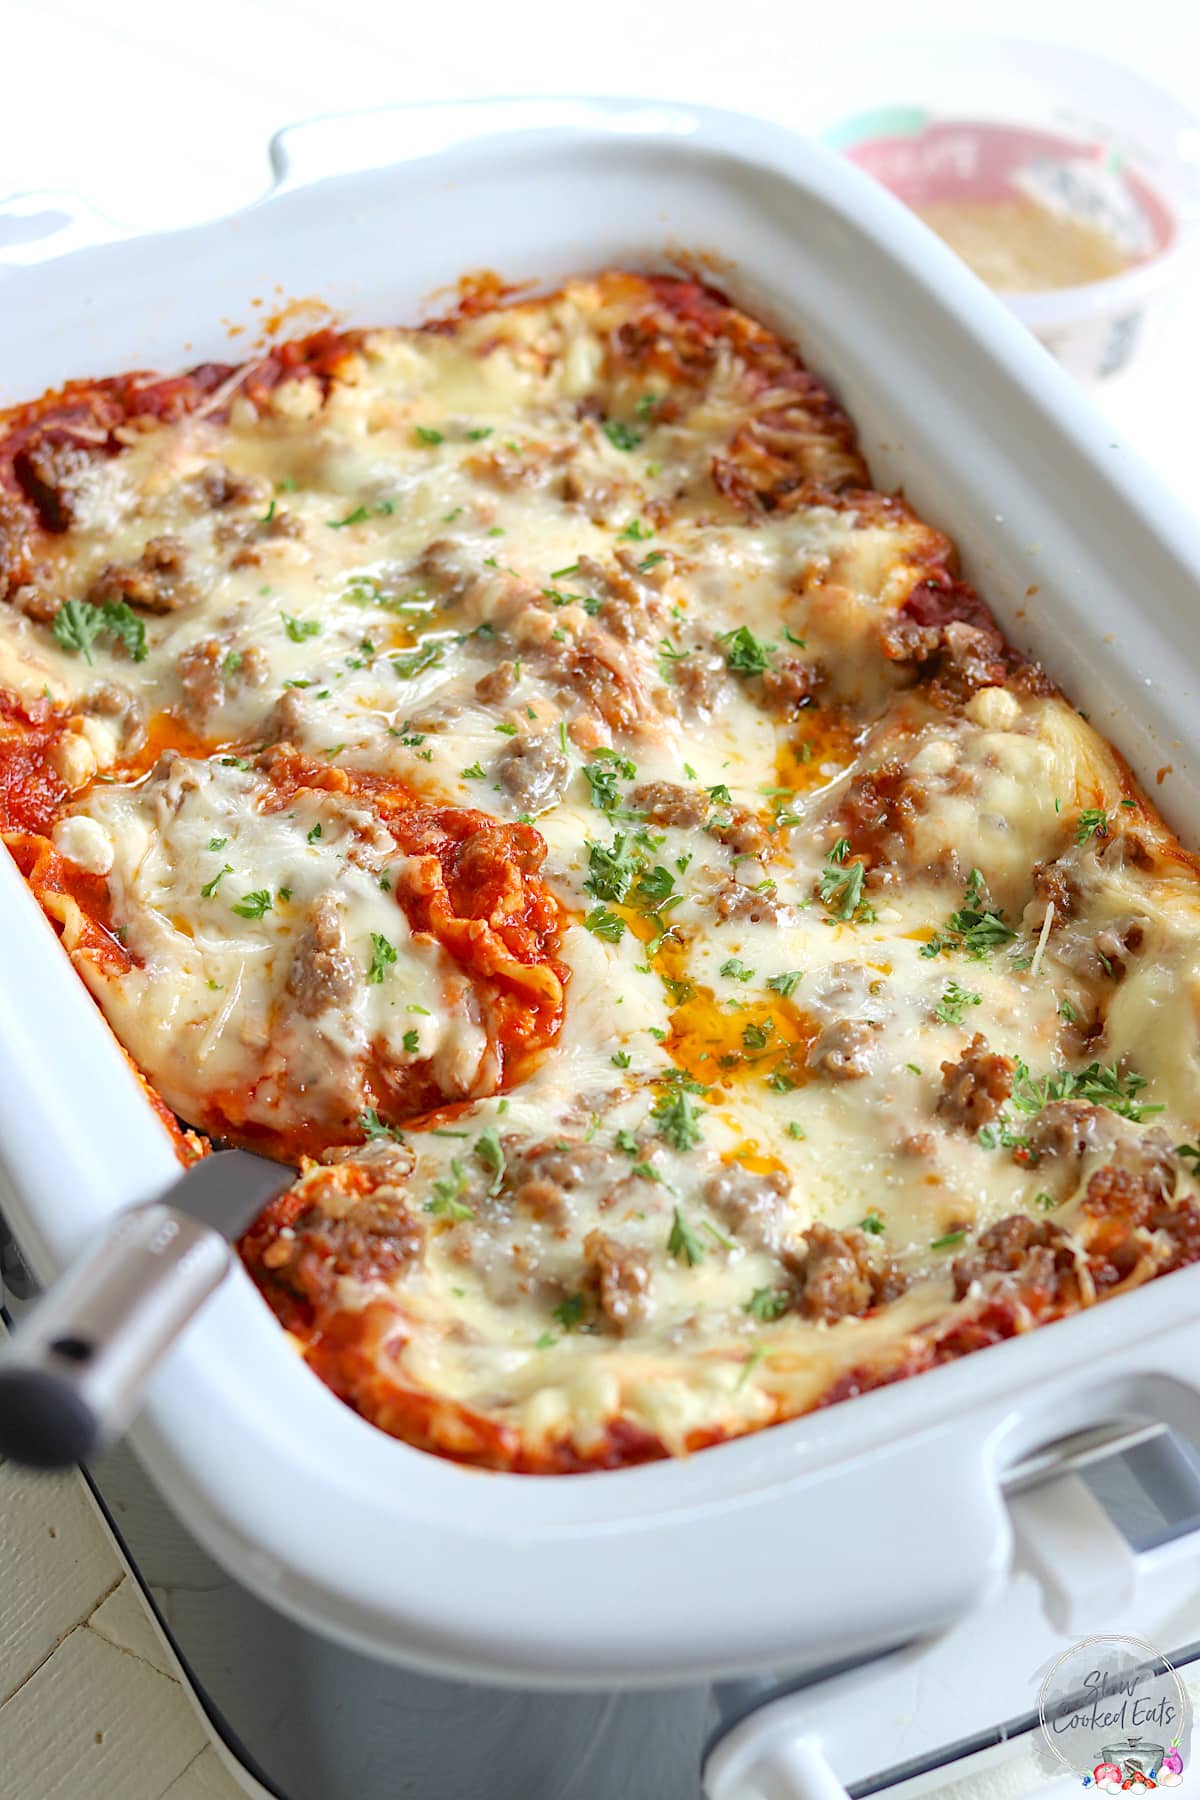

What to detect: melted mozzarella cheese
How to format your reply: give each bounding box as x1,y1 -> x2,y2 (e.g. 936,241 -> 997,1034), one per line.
69,757 -> 482,1137
8,272 -> 1199,1465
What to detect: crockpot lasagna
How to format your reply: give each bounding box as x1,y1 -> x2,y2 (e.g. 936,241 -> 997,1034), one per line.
2,272 -> 1198,1472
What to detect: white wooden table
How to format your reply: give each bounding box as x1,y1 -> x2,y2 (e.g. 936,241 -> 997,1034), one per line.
0,1457 -> 242,1799
2,5 -> 1200,1795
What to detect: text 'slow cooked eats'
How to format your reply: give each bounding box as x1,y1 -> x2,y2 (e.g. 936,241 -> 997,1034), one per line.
2,271 -> 1199,1472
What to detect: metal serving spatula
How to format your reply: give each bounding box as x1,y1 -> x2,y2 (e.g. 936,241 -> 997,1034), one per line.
0,1150 -> 291,1469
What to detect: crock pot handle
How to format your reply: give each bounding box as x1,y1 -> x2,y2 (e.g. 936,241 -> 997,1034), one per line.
268,99 -> 698,192
0,1204 -> 230,1468
0,189 -> 123,278
708,1733 -> 852,1800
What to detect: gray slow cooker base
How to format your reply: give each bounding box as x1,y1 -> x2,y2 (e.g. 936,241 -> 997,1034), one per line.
89,1443 -> 718,1800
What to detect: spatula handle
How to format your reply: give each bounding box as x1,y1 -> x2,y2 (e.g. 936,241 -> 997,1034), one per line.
0,1204 -> 231,1468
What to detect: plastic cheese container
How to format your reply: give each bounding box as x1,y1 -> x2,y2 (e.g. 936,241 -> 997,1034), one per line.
808,36 -> 1200,382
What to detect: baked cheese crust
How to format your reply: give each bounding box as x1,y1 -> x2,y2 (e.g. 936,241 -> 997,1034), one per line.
3,272 -> 1199,1471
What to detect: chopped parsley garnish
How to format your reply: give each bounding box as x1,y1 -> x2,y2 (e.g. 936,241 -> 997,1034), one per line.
207,837 -> 227,852
976,1117 -> 1033,1153
51,598 -> 147,664
392,641 -> 445,680
1010,1057 -> 1160,1123
661,1064 -> 709,1095
766,970 -> 802,997
651,1086 -> 703,1152
602,419 -> 641,452
619,519 -> 654,542
584,905 -> 626,942
231,889 -> 273,920
859,1213 -> 886,1236
612,1050 -> 632,1069
200,863 -> 232,898
818,839 -> 871,922
466,426 -> 492,441
359,1108 -> 404,1143
637,551 -> 665,572
553,1292 -> 585,1330
631,863 -> 676,911
930,1230 -> 966,1251
922,868 -> 1015,960
666,1207 -> 705,1265
402,1028 -> 420,1054
327,504 -> 370,528
98,601 -> 147,663
307,823 -> 323,844
425,1158 -> 473,1221
979,1055 -> 1161,1154
550,561 -> 579,579
720,625 -> 773,678
222,650 -> 243,678
473,1125 -> 506,1195
742,1020 -> 774,1051
50,599 -> 105,664
412,426 -> 444,447
460,761 -> 486,780
282,613 -> 320,642
1076,807 -> 1110,845
585,832 -> 640,902
1177,1143 -> 1200,1165
935,981 -> 982,1026
582,749 -> 638,815
367,932 -> 397,983
720,957 -> 755,983
737,1346 -> 767,1388
744,1287 -> 791,1321
1034,1192 -> 1059,1211
343,575 -> 381,607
